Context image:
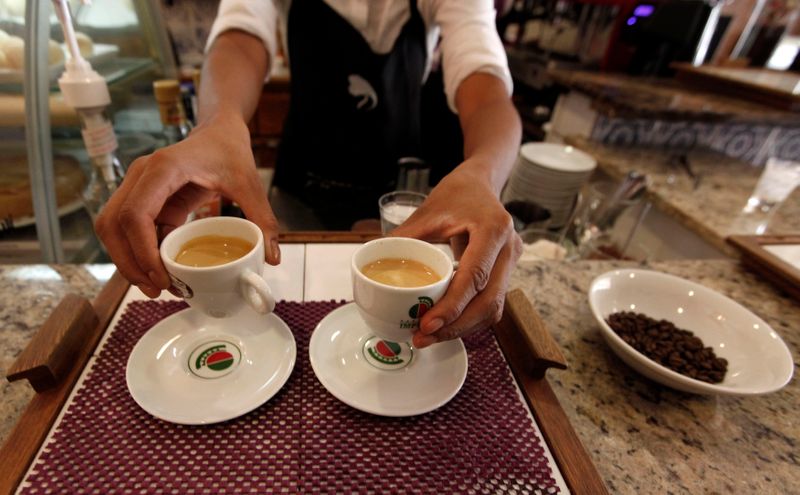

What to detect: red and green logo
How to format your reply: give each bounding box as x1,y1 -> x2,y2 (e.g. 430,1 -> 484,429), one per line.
201,346 -> 235,371
363,336 -> 413,370
188,341 -> 241,379
408,296 -> 433,319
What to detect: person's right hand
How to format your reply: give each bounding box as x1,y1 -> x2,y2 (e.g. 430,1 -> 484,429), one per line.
95,113 -> 280,298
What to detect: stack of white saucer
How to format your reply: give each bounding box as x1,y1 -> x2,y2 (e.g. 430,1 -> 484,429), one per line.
502,143 -> 596,227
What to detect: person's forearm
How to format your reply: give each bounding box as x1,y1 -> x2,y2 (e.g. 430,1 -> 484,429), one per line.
454,72 -> 522,196
197,30 -> 270,126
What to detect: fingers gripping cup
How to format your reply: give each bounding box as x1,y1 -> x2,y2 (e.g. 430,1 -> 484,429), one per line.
160,217 -> 276,318
352,238 -> 454,345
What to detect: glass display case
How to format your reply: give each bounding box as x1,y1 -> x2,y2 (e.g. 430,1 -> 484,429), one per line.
0,0 -> 176,262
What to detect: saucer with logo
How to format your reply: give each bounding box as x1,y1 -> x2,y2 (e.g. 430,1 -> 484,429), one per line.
126,218 -> 296,425
309,238 -> 468,417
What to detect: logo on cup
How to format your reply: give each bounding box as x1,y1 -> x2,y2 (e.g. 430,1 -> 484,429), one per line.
363,336 -> 413,370
188,340 -> 241,379
408,296 -> 433,318
398,296 -> 434,329
168,274 -> 193,299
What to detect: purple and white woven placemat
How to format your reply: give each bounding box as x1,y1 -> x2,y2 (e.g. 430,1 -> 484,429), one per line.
22,300 -> 560,494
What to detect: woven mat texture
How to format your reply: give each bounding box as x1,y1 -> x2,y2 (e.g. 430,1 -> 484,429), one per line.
22,300 -> 559,494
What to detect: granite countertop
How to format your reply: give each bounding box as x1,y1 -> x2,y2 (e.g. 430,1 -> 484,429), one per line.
510,258 -> 799,494
1,261 -> 798,494
549,70 -> 800,125
568,136 -> 800,256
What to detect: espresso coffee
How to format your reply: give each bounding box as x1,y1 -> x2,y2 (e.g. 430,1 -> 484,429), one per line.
175,235 -> 254,267
361,258 -> 441,288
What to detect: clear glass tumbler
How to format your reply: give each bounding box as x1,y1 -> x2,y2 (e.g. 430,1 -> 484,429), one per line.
379,191 -> 428,234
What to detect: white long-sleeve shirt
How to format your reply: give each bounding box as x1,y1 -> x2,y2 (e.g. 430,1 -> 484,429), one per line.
205,0 -> 512,112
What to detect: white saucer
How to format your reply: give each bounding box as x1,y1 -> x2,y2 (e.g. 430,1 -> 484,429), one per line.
126,307 -> 296,425
309,303 -> 468,417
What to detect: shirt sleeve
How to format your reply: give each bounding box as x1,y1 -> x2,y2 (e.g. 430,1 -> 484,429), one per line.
427,0 -> 513,113
205,0 -> 278,67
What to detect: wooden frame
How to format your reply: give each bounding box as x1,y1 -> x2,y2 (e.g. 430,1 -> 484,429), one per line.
728,235 -> 800,303
0,233 -> 606,494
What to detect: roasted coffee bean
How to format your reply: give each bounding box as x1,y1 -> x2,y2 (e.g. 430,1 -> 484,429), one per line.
606,311 -> 728,384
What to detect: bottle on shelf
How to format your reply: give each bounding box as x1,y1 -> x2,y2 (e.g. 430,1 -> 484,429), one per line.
78,108 -> 126,221
153,79 -> 193,145
54,0 -> 124,221
153,78 -> 220,219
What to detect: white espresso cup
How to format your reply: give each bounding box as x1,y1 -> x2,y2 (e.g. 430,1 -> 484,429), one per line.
351,237 -> 454,343
159,217 -> 276,318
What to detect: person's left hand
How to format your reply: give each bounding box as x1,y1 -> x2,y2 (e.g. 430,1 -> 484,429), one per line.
390,162 -> 522,348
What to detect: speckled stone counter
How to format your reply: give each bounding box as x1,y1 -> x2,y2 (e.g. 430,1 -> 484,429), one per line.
510,259 -> 799,494
568,136 -> 800,256
1,261 -> 797,494
549,70 -> 800,125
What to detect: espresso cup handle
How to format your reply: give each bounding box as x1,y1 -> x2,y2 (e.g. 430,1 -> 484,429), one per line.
239,269 -> 275,314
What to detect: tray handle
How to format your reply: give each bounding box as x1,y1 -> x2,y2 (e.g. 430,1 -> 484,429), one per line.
502,289 -> 567,378
6,294 -> 98,392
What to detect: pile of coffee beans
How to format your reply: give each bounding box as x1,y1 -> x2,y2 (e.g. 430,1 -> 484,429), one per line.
606,311 -> 728,384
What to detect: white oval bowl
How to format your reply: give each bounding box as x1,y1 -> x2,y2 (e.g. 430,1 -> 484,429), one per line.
588,269 -> 794,395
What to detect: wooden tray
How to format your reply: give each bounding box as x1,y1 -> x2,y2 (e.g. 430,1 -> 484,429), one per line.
728,235 -> 800,303
0,233 -> 607,494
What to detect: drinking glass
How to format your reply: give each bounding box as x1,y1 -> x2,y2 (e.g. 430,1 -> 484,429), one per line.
379,191 -> 427,234
573,181 -> 649,260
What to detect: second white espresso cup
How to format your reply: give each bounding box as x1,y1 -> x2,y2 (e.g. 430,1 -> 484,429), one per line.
351,237 -> 454,343
159,217 -> 276,318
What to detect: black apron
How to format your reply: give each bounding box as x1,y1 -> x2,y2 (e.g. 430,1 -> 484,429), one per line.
275,0 -> 427,230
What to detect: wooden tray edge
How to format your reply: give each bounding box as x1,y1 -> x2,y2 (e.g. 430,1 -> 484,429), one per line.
0,271 -> 130,495
727,235 -> 800,303
494,295 -> 609,494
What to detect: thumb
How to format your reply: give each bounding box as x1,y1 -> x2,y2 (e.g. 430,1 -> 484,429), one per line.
231,180 -> 281,265
249,205 -> 281,266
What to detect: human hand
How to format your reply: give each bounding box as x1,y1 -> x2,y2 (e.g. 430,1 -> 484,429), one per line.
390,163 -> 522,348
94,113 -> 280,298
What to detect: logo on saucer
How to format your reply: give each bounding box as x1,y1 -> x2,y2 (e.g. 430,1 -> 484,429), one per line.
188,340 -> 241,379
408,296 -> 433,319
363,336 -> 413,370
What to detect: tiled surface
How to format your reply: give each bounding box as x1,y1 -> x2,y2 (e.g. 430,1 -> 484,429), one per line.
263,243 -> 304,302
304,244 -> 359,302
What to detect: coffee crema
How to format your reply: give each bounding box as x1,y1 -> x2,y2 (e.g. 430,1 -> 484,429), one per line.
175,235 -> 254,267
360,258 -> 441,288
